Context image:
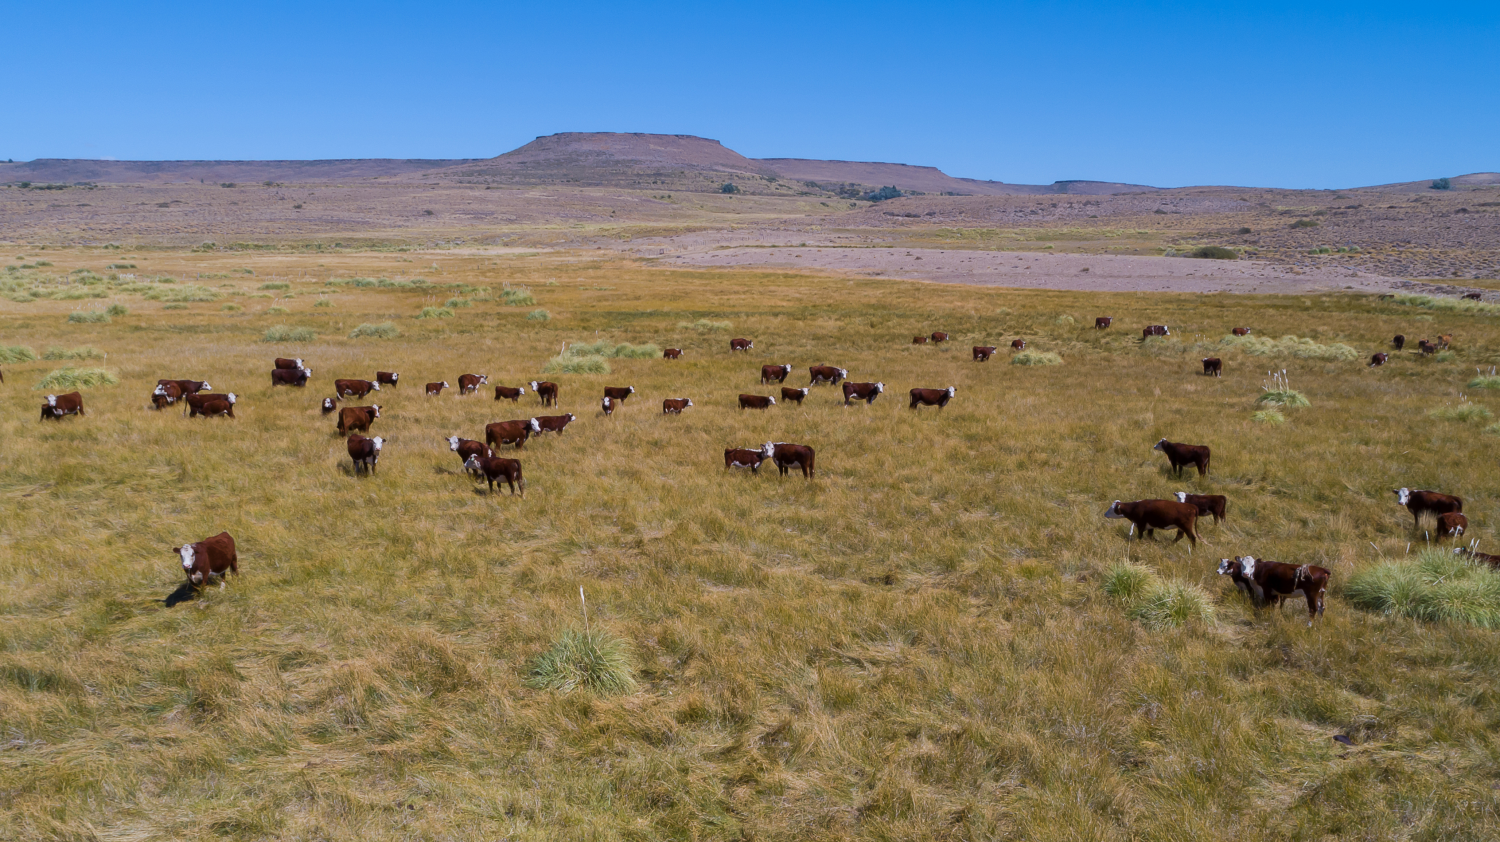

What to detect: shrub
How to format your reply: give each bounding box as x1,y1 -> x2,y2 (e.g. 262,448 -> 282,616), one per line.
1346,551 -> 1500,628
104,304 -> 128,317
0,345 -> 38,364
719,182 -> 741,194
66,310 -> 110,324
527,309 -> 551,321
43,346 -> 104,360
259,282 -> 289,290
543,353 -> 610,375
526,629 -> 637,695
1129,581 -> 1218,630
262,325 -> 316,343
1291,219 -> 1319,229
266,306 -> 288,315
35,367 -> 119,390
864,185 -> 903,202
1236,227 -> 1252,234
1252,409 -> 1286,424
162,303 -> 188,310
1431,177 -> 1452,191
1189,246 -> 1238,260
106,263 -> 135,269
1220,334 -> 1359,361
444,297 -> 472,308
1011,350 -> 1063,366
416,307 -> 454,319
1102,563 -> 1154,603
349,322 -> 401,339
1428,402 -> 1492,423
501,287 -> 536,306
314,298 -> 333,308
221,303 -> 242,312
678,319 -> 731,332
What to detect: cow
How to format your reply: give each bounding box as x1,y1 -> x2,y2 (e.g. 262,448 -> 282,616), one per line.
1104,499 -> 1202,546
603,386 -> 635,403
1394,488 -> 1463,530
663,348 -> 684,359
602,396 -> 615,416
1174,492 -> 1227,525
912,336 -> 929,345
931,331 -> 949,343
1011,339 -> 1026,351
1202,357 -> 1222,377
842,381 -> 884,406
739,394 -> 776,410
1369,353 -> 1388,367
1095,317 -> 1112,330
1455,546 -> 1500,568
1154,439 -> 1210,477
725,448 -> 766,472
41,392 -> 85,420
337,405 -> 380,436
1437,512 -> 1468,540
159,379 -> 211,396
1417,340 -> 1437,355
1463,293 -> 1483,301
334,378 -> 379,400
535,414 -> 576,435
447,436 -> 492,475
494,385 -> 526,402
761,364 -> 792,384
183,392 -> 235,417
1231,327 -> 1251,337
809,365 -> 848,385
973,346 -> 997,361
274,357 -> 305,371
762,441 -> 815,479
174,531 -> 238,589
457,373 -> 488,395
910,387 -> 955,409
1437,334 -> 1453,349
663,398 -> 693,414
465,454 -> 523,496
486,418 -> 540,449
376,371 -> 399,388
781,386 -> 809,404
1392,334 -> 1406,350
426,381 -> 449,396
190,397 -> 236,419
321,397 -> 337,414
1142,325 -> 1170,338
529,380 -> 559,407
152,382 -> 182,409
347,434 -> 384,475
730,338 -> 754,352
271,368 -> 310,387
1218,556 -> 1328,624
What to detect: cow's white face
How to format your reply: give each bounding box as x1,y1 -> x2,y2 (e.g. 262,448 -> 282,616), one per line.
529,381 -> 539,390
782,364 -> 789,372
1217,559 -> 1234,575
46,395 -> 57,407
389,372 -> 397,381
768,397 -> 776,404
201,382 -> 211,391
323,399 -> 334,409
464,454 -> 479,469
1103,501 -> 1123,519
153,385 -> 166,395
178,544 -> 196,576
371,382 -> 381,390
303,368 -> 312,377
946,387 -> 955,397
371,405 -> 381,417
441,382 -> 449,389
529,418 -> 541,432
838,369 -> 847,378
517,387 -> 526,395
761,442 -> 779,457
448,436 -> 461,451
1237,556 -> 1257,577
1153,439 -> 1167,452
227,393 -> 237,404
1174,492 -> 1188,503
1394,488 -> 1411,505
294,359 -> 304,368
798,389 -> 808,396
372,437 -> 384,451
565,414 -> 575,422
686,399 -> 693,407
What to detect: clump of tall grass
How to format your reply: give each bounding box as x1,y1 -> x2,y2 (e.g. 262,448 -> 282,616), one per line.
1103,563 -> 1216,630
349,322 -> 401,339
221,303 -> 242,312
43,346 -> 104,361
0,345 -> 37,363
1435,351 -> 1456,363
678,319 -> 731,332
1102,562 -> 1154,602
1389,293 -> 1500,316
1346,550 -> 1500,629
1188,245 -> 1238,260
417,306 -> 454,319
1428,397 -> 1492,423
66,310 -> 110,324
162,303 -> 188,310
543,352 -> 610,375
566,340 -> 660,359
1252,408 -> 1286,424
1220,334 -> 1360,361
258,282 -> 289,290
527,309 -> 551,321
266,306 -> 288,315
1256,370 -> 1310,407
1467,369 -> 1500,390
1055,314 -> 1076,326
526,629 -> 637,695
1012,350 -> 1062,366
262,325 -> 316,343
105,304 -> 128,317
144,284 -> 219,302
314,298 -> 333,308
35,367 -> 119,389
501,285 -> 536,306
444,297 -> 472,308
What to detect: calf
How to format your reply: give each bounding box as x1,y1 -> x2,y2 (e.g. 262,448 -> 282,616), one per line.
725,448 -> 765,472
762,441 -> 815,479
1231,327 -> 1251,336
41,391 -> 85,420
336,405 -> 380,436
334,378 -> 379,399
1394,487 -> 1462,530
1104,499 -> 1202,546
930,331 -> 949,343
1202,357 -> 1222,377
159,379 -> 211,396
271,367 -> 310,387
494,385 -> 526,402
346,434 -> 384,475
1418,340 -> 1437,355
842,381 -> 884,406
274,357 -> 305,370
1455,546 -> 1500,568
457,373 -> 489,395
1369,353 -> 1388,367
1437,512 -> 1468,540
909,387 -> 955,409
730,337 -> 754,352
663,398 -> 693,414
1154,438 -> 1210,477
191,397 -> 236,419
183,392 -> 234,417
152,382 -> 182,409
486,418 -> 540,449
174,531 -> 238,588
602,396 -> 615,416
973,346 -> 997,361
1011,339 -> 1026,351
465,454 -> 524,495
1437,334 -> 1453,349
1462,293 -> 1483,301
603,385 -> 635,403
1392,334 -> 1405,350
912,336 -> 929,345
1142,325 -> 1170,338
1217,556 -> 1328,624
781,386 -> 809,404
426,381 -> 449,396
1174,492 -> 1227,525
447,436 -> 492,475
1095,317 -> 1112,330
376,371 -> 399,388
535,413 -> 576,435
529,380 -> 559,406
663,348 -> 683,359
739,394 -> 776,410
321,397 -> 337,414
809,365 -> 848,385
761,364 -> 792,384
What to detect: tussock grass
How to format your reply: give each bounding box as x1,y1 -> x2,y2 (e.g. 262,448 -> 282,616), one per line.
42,346 -> 104,360
1102,562 -> 1154,602
266,306 -> 288,315
416,306 -> 454,319
262,325 -> 316,343
34,366 -> 118,389
1189,245 -> 1238,259
348,322 -> 401,339
144,283 -> 219,302
1429,402 -> 1492,422
1251,408 -> 1286,423
444,297 -> 472,308
66,310 -> 109,324
501,286 -> 536,306
1128,581 -> 1218,630
161,303 -> 188,310
526,629 -> 638,695
105,304 -> 128,317
1391,293 -> 1500,315
543,353 -> 610,374
258,282 -> 290,290
314,297 -> 333,308
1011,350 -> 1062,366
0,344 -> 37,363
221,303 -> 242,311
1219,334 -> 1360,361
1466,375 -> 1500,390
1346,551 -> 1500,628
527,308 -> 551,321
568,340 -> 661,359
678,318 -> 731,332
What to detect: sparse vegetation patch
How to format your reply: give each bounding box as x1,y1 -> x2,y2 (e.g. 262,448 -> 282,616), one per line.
348,322 -> 401,339
1346,551 -> 1500,628
35,366 -> 119,389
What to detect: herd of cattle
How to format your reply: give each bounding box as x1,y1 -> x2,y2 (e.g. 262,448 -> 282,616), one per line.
26,325 -> 1493,617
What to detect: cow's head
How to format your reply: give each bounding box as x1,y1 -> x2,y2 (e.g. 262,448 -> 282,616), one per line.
627,386 -> 635,394
517,387 -> 526,395
302,368 -> 312,378
369,437 -> 384,454
448,435 -> 462,451
602,397 -> 612,408
529,380 -> 540,390
686,399 -> 694,407
1103,501 -> 1124,519
945,387 -> 955,398
1202,358 -> 1211,363
389,372 -> 398,382
761,442 -> 779,457
200,382 -> 212,391
441,381 -> 450,389
464,454 -> 480,471
1217,558 -> 1238,576
176,544 -> 201,583
1394,487 -> 1411,505
874,382 -> 885,393
781,364 -> 790,372
371,405 -> 382,417
46,395 -> 57,407
227,393 -> 237,405
564,413 -> 575,422
294,358 -> 304,369
153,384 -> 166,395
798,388 -> 808,396
1236,556 -> 1257,577
768,397 -> 776,405
322,398 -> 335,410
1174,492 -> 1188,503
529,418 -> 541,432
371,382 -> 381,391
1152,439 -> 1168,452
838,368 -> 848,379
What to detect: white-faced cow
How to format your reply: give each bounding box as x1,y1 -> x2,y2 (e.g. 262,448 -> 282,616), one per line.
930,331 -> 950,343
1369,353 -> 1388,367
457,373 -> 488,395
175,531 -> 238,589
1010,339 -> 1026,351
1095,317 -> 1112,330
494,385 -> 526,402
730,338 -> 753,352
842,381 -> 883,406
486,418 -> 540,450
274,357 -> 305,371
910,387 -> 955,409
159,379 -> 211,396
465,454 -> 524,496
761,364 -> 792,384
739,394 -> 776,410
184,392 -> 235,418
321,397 -> 337,414
663,398 -> 693,414
725,448 -> 765,472
426,381 -> 449,396
375,371 -> 399,388
780,386 -> 808,404
603,386 -> 635,403
912,336 -> 929,345
271,368 -> 310,387
530,380 -> 559,407
347,434 -> 384,475
602,396 -> 615,417
663,348 -> 683,359
1455,546 -> 1500,568
191,396 -> 236,419
1174,492 -> 1227,525
809,365 -> 848,386
1231,327 -> 1251,337
535,414 -> 575,435
973,346 -> 996,361
1104,499 -> 1203,547
1218,556 -> 1328,624
1142,325 -> 1170,338
41,392 -> 85,420
1154,439 -> 1210,477
152,382 -> 182,409
1394,488 -> 1462,531
447,436 -> 492,475
337,404 -> 380,437
334,378 -> 379,400
762,442 -> 815,479
1202,357 -> 1222,377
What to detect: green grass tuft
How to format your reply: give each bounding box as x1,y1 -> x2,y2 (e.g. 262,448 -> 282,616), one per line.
416,306 -> 454,319
1256,390 -> 1310,407
678,319 -> 731,332
349,322 -> 401,339
0,345 -> 37,363
527,309 -> 551,321
1346,551 -> 1500,628
66,310 -> 110,324
266,306 -> 288,315
1467,375 -> 1500,390
1389,293 -> 1500,316
105,304 -> 128,317
526,629 -> 638,695
43,346 -> 104,361
314,298 -> 333,308
565,340 -> 661,359
1102,562 -> 1154,602
221,303 -> 242,312
444,297 -> 472,308
34,367 -> 119,389
1188,246 -> 1238,260
161,303 -> 188,310
501,286 -> 536,306
1252,408 -> 1286,424
144,284 -> 219,302
1127,581 -> 1218,630
1428,402 -> 1492,422
259,282 -> 290,290
1220,334 -> 1360,361
1011,350 -> 1062,366
262,325 -> 317,343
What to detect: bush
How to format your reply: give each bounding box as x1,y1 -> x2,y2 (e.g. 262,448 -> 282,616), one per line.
1431,177 -> 1452,191
349,322 -> 401,339
66,310 -> 110,324
43,346 -> 104,361
1188,246 -> 1238,260
262,325 -> 316,343
527,309 -> 551,321
1236,227 -> 1252,234
1291,219 -> 1319,229
1011,350 -> 1063,366
678,319 -> 731,332
1220,334 -> 1360,361
1428,402 -> 1492,423
1252,409 -> 1286,424
416,306 -> 454,319
35,367 -> 119,390
720,182 -> 741,194
0,345 -> 37,364
104,304 -> 128,317
864,185 -> 903,202
501,287 -> 536,306
526,629 -> 637,695
258,282 -> 289,290
1346,551 -> 1500,628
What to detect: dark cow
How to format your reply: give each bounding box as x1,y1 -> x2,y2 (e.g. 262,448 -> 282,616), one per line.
41,391 -> 85,420
191,397 -> 236,419
447,436 -> 493,475
337,405 -> 380,436
1011,339 -> 1026,351
1455,546 -> 1500,568
809,365 -> 848,385
762,441 -> 815,478
152,381 -> 182,409
347,434 -> 384,475
1369,353 -> 1388,367
1231,327 -> 1251,337
1104,499 -> 1203,546
730,338 -> 754,352
725,448 -> 765,472
912,336 -> 929,345
529,380 -> 559,407
334,378 -> 379,400
973,346 -> 997,361
183,392 -> 235,418
274,357 -> 305,370
1417,340 -> 1437,355
271,368 -> 310,387
761,364 -> 792,384
465,454 -> 524,495
910,387 -> 955,409
602,396 -> 615,416
1154,439 -> 1210,477
321,397 -> 337,414
376,371 -> 399,388
663,348 -> 684,359
1218,556 -> 1328,624
457,373 -> 489,395
1095,317 -> 1112,330
739,394 -> 776,410
663,398 -> 693,414
1175,492 -> 1227,525
842,381 -> 884,406
426,381 -> 449,395
780,386 -> 808,404
1392,334 -> 1406,350
1202,357 -> 1222,377
930,331 -> 949,343
1142,325 -> 1170,338
174,531 -> 238,589
1437,512 -> 1468,540
494,385 -> 526,402
486,418 -> 540,450
535,414 -> 576,435
1394,488 -> 1462,530
158,379 -> 211,396
603,386 -> 635,403
1463,293 -> 1483,301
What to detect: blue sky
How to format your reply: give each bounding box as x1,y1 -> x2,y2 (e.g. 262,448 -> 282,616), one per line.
2,1 -> 1494,188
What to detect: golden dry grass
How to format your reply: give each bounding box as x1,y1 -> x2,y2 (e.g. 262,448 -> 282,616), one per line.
2,249 -> 1499,840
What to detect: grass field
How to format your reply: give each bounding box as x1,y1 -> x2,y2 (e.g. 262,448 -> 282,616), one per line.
3,249 -> 1500,841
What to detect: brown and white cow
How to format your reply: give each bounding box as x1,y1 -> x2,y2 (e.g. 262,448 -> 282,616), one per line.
663,348 -> 684,359
780,386 -> 808,404
1369,353 -> 1388,367
494,385 -> 526,402
762,441 -> 815,478
603,386 -> 635,403
1463,293 -> 1483,300
842,381 -> 884,406
725,448 -> 765,472
41,391 -> 85,420
601,396 -> 615,416
1202,357 -> 1222,377
1231,327 -> 1251,337
334,378 -> 379,400
465,454 -> 524,496
1104,499 -> 1202,546
1437,334 -> 1453,349
1095,317 -> 1112,330
1417,340 -> 1437,355
486,418 -> 540,449
175,531 -> 238,588
447,436 -> 492,475
1437,512 -> 1468,540
152,381 -> 182,409
1174,492 -> 1227,525
274,357 -> 305,371
529,380 -> 559,407
730,337 -> 754,352
809,365 -> 847,385
1392,334 -> 1405,350
912,336 -> 929,345
535,414 -> 576,435
184,392 -> 235,417
739,394 -> 776,410
930,331 -> 950,343
1218,556 -> 1328,624
973,346 -> 997,361
321,397 -> 337,414
376,371 -> 399,388
271,368 -> 310,387
1142,325 -> 1170,338
910,387 -> 955,409
1455,545 -> 1500,568
761,364 -> 792,384
337,405 -> 380,436
1394,488 -> 1462,530
663,398 -> 693,414
159,379 -> 211,396
426,381 -> 449,396
1154,439 -> 1210,477
1010,339 -> 1026,351
190,396 -> 236,419
347,434 -> 384,475
457,373 -> 489,395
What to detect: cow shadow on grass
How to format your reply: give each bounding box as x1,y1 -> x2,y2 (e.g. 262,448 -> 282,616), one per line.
162,581 -> 197,607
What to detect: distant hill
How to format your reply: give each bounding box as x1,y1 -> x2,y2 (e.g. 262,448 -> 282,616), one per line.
425,132 -> 781,188
758,159 -> 1157,196
1356,172 -> 1500,193
0,158 -> 479,185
